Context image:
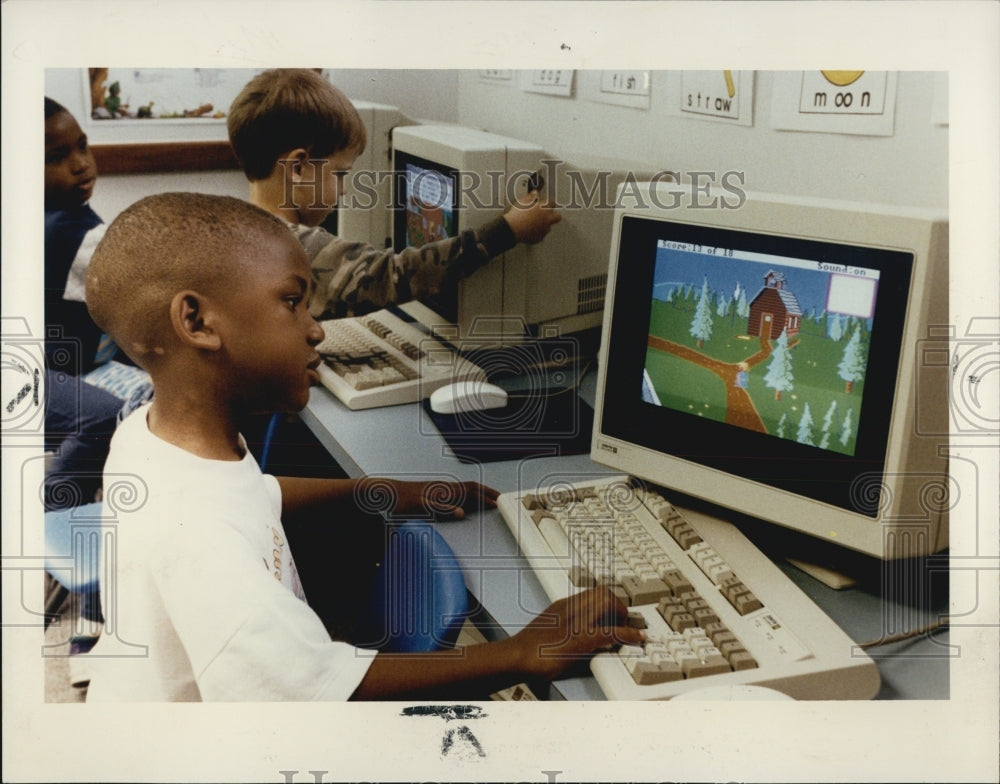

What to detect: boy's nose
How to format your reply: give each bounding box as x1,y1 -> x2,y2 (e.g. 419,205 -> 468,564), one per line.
307,317 -> 325,344
70,151 -> 91,174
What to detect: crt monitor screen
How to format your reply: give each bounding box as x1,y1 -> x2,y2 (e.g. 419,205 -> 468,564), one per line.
600,212 -> 914,518
392,149 -> 462,320
393,150 -> 459,250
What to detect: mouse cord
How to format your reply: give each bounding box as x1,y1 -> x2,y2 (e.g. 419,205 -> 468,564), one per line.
855,617 -> 950,650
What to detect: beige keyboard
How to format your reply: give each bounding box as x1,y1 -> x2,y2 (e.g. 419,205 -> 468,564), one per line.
497,475 -> 881,700
315,307 -> 486,410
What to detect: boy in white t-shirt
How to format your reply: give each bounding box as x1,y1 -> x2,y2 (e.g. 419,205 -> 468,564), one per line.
83,192 -> 643,701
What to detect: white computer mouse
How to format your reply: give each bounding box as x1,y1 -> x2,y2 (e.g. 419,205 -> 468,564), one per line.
429,380 -> 508,415
671,685 -> 795,701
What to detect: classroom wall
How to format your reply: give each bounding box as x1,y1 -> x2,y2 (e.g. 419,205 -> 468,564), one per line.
44,69 -> 947,221
43,69 -> 460,222
44,68 -> 458,144
456,70 -> 948,210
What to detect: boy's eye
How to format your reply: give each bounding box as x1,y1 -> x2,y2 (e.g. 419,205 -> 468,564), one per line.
285,295 -> 303,310
46,147 -> 70,164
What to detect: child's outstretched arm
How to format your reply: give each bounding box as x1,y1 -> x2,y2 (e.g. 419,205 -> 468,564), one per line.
350,587 -> 646,700
301,186 -> 559,320
502,188 -> 562,245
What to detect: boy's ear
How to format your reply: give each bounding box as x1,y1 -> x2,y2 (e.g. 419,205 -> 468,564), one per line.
170,290 -> 222,351
284,148 -> 310,181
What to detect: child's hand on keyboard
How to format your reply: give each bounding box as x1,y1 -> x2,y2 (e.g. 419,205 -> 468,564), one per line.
513,587 -> 646,681
388,479 -> 500,520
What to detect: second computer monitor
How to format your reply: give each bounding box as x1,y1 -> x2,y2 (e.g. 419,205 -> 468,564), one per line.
392,124 -> 545,342
392,124 -> 660,344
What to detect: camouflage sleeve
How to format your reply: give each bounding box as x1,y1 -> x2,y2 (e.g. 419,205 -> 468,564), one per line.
296,218 -> 516,320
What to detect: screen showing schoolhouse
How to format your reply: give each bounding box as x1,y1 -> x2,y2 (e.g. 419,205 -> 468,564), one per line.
402,161 -> 456,247
642,239 -> 880,457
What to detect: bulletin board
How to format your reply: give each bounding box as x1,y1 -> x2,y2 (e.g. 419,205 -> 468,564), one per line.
83,68 -> 264,173
85,67 -> 262,123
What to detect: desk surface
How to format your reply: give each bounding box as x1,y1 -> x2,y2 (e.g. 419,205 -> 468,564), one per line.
300,377 -> 950,701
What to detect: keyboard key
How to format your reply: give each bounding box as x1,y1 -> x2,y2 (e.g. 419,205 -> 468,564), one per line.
685,655 -> 732,678
693,607 -> 721,627
618,644 -> 645,669
608,584 -> 630,605
626,611 -> 648,629
683,596 -> 710,614
675,650 -> 701,676
728,650 -> 759,671
657,597 -> 686,625
661,569 -> 694,597
635,660 -> 683,685
661,517 -> 703,549
668,611 -> 697,633
621,575 -> 670,606
734,592 -> 764,615
702,621 -> 730,643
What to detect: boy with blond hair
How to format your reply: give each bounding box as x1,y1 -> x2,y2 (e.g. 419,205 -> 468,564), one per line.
83,192 -> 641,701
228,68 -> 560,319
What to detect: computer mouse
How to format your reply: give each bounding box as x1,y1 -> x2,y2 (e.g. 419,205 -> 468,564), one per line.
429,380 -> 508,415
671,685 -> 795,701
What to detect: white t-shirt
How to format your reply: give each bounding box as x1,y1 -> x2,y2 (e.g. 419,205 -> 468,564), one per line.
85,405 -> 375,701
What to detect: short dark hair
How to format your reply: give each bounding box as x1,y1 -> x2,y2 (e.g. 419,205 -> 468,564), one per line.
87,192 -> 294,367
45,97 -> 69,119
227,69 -> 367,181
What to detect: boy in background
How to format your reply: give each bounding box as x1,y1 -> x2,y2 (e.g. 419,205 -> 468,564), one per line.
43,97 -> 122,510
227,68 -> 560,320
83,192 -> 642,701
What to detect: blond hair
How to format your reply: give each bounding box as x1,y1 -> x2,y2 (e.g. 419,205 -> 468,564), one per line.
227,69 -> 367,181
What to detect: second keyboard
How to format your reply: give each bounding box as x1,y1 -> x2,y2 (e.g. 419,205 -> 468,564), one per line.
315,308 -> 486,410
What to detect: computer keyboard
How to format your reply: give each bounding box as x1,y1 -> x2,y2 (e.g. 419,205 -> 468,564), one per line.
497,475 -> 881,700
315,306 -> 486,410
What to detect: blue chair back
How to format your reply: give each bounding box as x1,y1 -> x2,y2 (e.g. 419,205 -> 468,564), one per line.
357,520 -> 469,653
45,501 -> 105,627
44,501 -> 104,595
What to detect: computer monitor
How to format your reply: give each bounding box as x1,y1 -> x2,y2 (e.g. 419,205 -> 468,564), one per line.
592,181 -> 949,566
322,100 -> 414,249
392,124 -> 547,342
392,126 -> 664,346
